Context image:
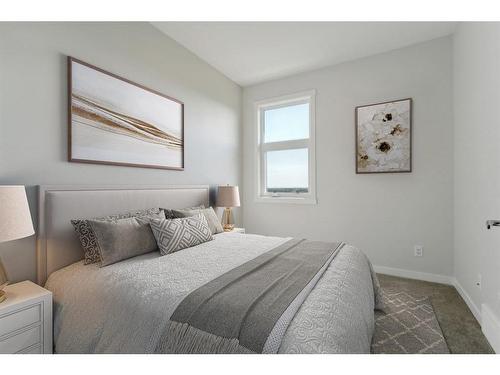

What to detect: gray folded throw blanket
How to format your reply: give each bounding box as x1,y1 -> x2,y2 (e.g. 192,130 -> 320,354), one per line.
157,238 -> 344,354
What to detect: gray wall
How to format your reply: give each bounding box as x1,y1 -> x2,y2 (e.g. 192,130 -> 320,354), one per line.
242,37 -> 454,278
0,23 -> 242,283
453,23 -> 500,349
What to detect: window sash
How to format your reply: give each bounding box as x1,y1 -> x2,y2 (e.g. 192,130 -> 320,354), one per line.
260,139 -> 309,152
261,99 -> 310,144
261,147 -> 310,197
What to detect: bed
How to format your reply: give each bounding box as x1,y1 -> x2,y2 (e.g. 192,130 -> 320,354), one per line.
38,185 -> 381,354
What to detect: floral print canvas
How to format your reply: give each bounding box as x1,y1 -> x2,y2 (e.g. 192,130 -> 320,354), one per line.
356,98 -> 412,173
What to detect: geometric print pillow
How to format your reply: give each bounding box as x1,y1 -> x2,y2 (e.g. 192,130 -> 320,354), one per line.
147,214 -> 213,256
71,207 -> 164,265
171,207 -> 224,235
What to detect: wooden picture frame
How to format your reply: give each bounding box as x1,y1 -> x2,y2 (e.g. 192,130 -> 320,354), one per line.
355,98 -> 412,174
68,56 -> 184,170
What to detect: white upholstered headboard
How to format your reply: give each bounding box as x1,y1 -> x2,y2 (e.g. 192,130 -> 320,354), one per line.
37,185 -> 210,285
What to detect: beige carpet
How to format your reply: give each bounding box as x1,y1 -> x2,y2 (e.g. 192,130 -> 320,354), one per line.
372,290 -> 449,353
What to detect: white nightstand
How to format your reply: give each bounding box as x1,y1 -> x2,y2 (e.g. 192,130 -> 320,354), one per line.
0,281 -> 52,354
231,227 -> 245,234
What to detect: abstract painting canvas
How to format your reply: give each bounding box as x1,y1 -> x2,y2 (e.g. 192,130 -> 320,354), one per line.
355,98 -> 412,173
68,57 -> 184,170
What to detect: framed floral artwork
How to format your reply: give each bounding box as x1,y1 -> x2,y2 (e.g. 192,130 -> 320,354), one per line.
355,98 -> 412,174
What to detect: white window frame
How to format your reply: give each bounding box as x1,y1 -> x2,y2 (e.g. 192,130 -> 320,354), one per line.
254,89 -> 317,204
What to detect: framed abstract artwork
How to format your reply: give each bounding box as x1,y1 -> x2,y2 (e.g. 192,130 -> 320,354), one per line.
355,98 -> 412,174
68,57 -> 184,170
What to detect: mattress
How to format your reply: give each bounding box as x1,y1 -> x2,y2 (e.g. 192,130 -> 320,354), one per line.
45,232 -> 380,353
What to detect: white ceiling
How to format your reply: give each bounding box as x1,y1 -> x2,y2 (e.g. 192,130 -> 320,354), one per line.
153,22 -> 457,87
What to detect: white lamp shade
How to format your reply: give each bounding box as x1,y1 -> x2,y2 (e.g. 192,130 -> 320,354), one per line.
0,186 -> 34,243
217,185 -> 240,208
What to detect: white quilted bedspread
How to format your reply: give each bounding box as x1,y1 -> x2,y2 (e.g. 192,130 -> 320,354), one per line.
45,232 -> 380,354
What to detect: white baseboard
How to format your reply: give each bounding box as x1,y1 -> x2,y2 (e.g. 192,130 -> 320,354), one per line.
481,304 -> 500,353
452,278 -> 482,324
373,265 -> 454,285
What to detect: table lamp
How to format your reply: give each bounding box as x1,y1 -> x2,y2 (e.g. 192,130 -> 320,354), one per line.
0,186 -> 35,303
217,185 -> 240,232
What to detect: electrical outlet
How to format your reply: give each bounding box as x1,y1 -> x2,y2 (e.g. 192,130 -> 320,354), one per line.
414,245 -> 423,257
476,274 -> 482,289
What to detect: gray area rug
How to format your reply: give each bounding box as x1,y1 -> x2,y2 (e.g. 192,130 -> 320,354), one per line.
372,290 -> 450,354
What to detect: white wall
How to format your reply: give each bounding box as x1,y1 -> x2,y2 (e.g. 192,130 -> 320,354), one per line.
242,37 -> 454,278
453,23 -> 500,351
0,22 -> 242,283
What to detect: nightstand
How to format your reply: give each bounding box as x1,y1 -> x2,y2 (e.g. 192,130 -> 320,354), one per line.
0,281 -> 52,354
231,227 -> 245,234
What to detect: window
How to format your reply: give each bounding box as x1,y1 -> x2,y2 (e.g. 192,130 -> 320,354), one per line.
256,90 -> 316,204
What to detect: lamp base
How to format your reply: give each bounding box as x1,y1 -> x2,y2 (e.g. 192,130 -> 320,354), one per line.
221,207 -> 234,232
223,224 -> 235,232
0,290 -> 6,303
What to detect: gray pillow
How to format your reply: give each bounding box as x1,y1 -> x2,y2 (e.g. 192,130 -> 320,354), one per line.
148,214 -> 213,255
88,215 -> 160,267
162,205 -> 205,220
71,208 -> 164,265
171,207 -> 223,234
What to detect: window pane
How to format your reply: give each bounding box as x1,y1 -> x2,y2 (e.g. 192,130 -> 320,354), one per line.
264,103 -> 309,143
266,148 -> 308,193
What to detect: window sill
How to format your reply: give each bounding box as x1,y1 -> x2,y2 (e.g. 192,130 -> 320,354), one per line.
255,196 -> 317,205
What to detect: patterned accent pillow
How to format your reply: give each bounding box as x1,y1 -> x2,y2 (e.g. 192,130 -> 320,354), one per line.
171,207 -> 223,235
148,214 -> 213,255
71,208 -> 164,265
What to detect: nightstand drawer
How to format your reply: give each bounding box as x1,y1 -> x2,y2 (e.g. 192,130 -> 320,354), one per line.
0,326 -> 41,354
0,304 -> 41,337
